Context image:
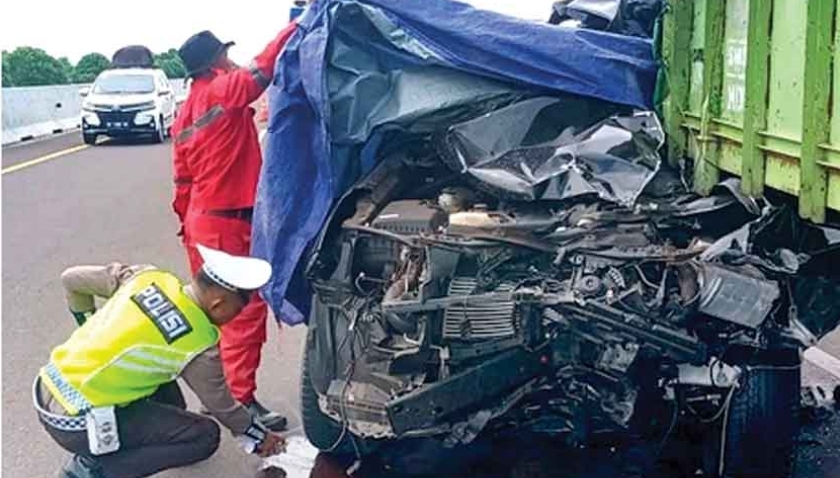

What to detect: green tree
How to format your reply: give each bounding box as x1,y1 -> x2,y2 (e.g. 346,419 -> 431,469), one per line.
2,50 -> 13,87
57,56 -> 74,82
2,47 -> 69,86
73,52 -> 111,83
154,49 -> 187,78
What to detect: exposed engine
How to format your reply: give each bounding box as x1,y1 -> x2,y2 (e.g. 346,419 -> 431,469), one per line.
302,99 -> 840,468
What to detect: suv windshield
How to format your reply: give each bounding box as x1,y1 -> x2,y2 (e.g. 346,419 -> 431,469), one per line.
92,74 -> 155,94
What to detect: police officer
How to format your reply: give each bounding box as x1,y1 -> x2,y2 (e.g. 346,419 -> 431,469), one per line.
34,245 -> 286,478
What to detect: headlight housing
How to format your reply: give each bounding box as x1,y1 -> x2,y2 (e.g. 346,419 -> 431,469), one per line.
83,112 -> 101,126
134,112 -> 155,125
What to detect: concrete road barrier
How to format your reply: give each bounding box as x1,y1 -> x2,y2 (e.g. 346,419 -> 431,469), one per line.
2,84 -> 86,145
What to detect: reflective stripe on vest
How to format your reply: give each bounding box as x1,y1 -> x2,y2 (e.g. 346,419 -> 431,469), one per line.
42,270 -> 219,414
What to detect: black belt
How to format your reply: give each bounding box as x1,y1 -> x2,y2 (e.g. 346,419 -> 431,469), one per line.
205,208 -> 253,222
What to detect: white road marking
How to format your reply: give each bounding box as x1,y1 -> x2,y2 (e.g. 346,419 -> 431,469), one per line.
2,129 -> 79,150
804,347 -> 840,380
2,144 -> 90,175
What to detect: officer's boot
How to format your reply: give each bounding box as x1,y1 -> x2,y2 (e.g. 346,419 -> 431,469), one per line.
58,455 -> 105,478
245,399 -> 288,432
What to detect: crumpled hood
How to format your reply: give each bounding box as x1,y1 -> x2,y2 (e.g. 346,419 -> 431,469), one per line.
251,0 -> 659,325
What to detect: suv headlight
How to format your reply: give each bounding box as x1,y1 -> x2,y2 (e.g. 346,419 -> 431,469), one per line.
134,112 -> 155,125
83,112 -> 101,126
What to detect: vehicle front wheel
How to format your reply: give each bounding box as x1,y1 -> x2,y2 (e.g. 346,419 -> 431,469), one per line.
152,117 -> 165,144
301,326 -> 357,455
83,133 -> 97,145
301,320 -> 384,460
716,350 -> 800,478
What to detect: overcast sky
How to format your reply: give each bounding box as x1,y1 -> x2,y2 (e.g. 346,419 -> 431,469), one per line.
1,0 -> 553,65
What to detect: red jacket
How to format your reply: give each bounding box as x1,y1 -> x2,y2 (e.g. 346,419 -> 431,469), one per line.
171,22 -> 298,226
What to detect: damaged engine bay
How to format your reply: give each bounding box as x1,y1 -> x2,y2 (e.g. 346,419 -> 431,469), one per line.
302,96 -> 840,475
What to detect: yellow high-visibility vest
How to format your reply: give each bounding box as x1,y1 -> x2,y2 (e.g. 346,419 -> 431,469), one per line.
40,269 -> 219,415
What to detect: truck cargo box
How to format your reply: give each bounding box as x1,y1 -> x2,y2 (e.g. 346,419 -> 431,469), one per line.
661,0 -> 840,223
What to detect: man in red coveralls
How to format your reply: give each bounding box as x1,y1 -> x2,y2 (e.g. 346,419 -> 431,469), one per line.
171,23 -> 298,431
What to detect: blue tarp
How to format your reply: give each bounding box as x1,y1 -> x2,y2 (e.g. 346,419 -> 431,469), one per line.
252,0 -> 658,325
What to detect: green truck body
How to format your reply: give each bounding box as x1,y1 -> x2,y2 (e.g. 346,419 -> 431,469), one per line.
661,0 -> 840,223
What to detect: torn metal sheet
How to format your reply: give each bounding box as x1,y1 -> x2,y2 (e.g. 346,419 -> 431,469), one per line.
438,98 -> 663,206
697,263 -> 779,329
701,206 -> 840,337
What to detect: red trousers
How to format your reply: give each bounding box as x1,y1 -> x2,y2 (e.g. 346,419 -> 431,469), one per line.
183,212 -> 270,404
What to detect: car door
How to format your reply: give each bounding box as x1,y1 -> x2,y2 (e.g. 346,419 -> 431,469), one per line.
157,73 -> 176,126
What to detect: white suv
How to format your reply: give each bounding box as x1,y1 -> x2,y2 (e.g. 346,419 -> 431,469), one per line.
80,68 -> 177,145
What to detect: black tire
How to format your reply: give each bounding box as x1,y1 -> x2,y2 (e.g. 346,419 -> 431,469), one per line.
152,117 -> 165,144
162,116 -> 172,139
719,350 -> 800,478
83,133 -> 97,145
301,325 -> 359,455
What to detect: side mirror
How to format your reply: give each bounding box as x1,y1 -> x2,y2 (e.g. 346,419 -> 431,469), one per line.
79,87 -> 90,97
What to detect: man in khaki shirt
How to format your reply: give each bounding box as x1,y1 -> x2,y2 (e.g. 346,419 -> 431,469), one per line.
35,246 -> 286,478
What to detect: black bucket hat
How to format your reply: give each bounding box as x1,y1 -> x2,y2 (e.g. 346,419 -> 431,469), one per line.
178,30 -> 235,77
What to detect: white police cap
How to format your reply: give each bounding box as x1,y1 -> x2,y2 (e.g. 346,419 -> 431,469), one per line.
196,244 -> 272,292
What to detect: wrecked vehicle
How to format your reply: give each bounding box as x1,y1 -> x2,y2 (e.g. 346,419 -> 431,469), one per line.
250,1 -> 840,477
300,98 -> 840,477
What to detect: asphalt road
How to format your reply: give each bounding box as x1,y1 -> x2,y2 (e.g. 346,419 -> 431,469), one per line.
2,132 -> 306,478
2,132 -> 840,478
